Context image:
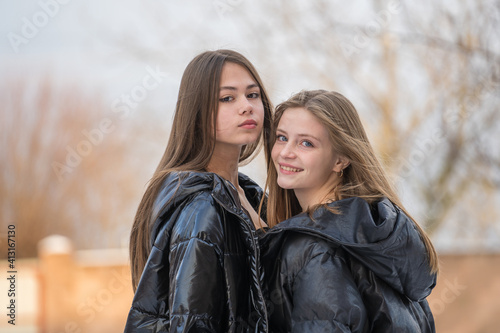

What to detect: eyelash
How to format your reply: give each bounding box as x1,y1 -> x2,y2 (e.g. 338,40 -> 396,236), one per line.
276,134 -> 314,148
276,134 -> 287,142
219,96 -> 233,103
219,92 -> 260,103
247,92 -> 260,99
301,140 -> 314,148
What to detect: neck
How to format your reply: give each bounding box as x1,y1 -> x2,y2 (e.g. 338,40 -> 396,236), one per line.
206,142 -> 242,186
295,178 -> 341,211
294,190 -> 318,212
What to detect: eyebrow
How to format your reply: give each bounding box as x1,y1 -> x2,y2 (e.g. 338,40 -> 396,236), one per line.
276,128 -> 321,142
219,83 -> 259,91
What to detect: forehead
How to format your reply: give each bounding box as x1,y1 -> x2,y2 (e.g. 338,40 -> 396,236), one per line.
279,107 -> 319,127
220,62 -> 256,86
278,107 -> 330,139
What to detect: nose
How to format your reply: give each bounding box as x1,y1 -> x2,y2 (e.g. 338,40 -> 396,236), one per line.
239,97 -> 253,115
279,142 -> 296,159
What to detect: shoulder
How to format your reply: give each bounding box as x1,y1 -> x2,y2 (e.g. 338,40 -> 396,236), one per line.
160,171 -> 215,198
169,190 -> 225,248
151,171 -> 225,250
238,172 -> 263,195
152,171 -> 215,215
279,232 -> 345,275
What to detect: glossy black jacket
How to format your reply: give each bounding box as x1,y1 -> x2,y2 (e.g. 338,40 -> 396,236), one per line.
124,172 -> 268,332
260,197 -> 437,332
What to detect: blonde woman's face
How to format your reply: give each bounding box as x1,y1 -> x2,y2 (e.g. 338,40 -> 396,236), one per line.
271,107 -> 344,209
215,62 -> 264,149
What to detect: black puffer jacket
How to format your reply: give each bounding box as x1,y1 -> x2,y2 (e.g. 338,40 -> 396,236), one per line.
124,171 -> 268,332
260,197 -> 437,333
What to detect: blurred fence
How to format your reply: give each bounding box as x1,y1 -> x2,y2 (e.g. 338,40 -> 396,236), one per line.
1,235 -> 499,332
0,235 -> 133,333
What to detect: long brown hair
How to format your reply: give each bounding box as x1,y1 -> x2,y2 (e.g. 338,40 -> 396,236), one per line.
130,50 -> 273,290
263,90 -> 438,273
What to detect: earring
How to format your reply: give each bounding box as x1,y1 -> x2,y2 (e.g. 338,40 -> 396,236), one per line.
339,169 -> 344,178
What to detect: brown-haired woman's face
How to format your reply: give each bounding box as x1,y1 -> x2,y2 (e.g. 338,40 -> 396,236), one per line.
215,62 -> 264,148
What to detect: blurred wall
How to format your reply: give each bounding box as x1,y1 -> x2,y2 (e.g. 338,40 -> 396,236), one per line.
38,236 -> 133,333
1,239 -> 499,333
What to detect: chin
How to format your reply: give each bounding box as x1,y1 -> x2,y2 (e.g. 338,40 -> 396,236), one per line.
277,179 -> 294,190
241,135 -> 261,145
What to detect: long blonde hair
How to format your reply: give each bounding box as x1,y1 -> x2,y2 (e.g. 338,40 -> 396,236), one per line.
263,90 -> 438,273
130,50 -> 273,290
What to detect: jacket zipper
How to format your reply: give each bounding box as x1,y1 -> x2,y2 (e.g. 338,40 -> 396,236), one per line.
211,192 -> 269,333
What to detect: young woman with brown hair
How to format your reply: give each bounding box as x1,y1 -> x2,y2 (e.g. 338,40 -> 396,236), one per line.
124,50 -> 272,332
260,90 -> 438,332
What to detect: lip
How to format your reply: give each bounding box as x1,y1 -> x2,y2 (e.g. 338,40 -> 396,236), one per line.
278,163 -> 304,174
238,119 -> 258,129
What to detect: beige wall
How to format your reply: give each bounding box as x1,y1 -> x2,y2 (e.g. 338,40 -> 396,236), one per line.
38,237 -> 133,333
1,235 -> 499,332
427,254 -> 500,333
0,235 -> 135,333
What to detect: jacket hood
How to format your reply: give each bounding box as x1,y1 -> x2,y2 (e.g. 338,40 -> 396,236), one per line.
262,197 -> 436,302
150,171 -> 263,245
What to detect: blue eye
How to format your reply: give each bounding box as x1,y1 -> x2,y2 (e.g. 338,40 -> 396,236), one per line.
301,140 -> 313,148
219,96 -> 233,102
276,134 -> 287,142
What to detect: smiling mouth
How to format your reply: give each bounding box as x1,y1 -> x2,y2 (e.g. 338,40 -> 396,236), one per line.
280,164 -> 303,172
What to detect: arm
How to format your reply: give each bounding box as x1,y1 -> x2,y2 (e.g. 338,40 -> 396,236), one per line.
124,191 -> 228,333
124,237 -> 224,333
168,237 -> 225,332
167,197 -> 227,332
289,245 -> 368,333
349,259 -> 436,333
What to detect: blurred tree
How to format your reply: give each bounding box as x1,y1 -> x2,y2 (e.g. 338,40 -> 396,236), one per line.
4,0 -> 498,255
227,0 -> 500,246
0,77 -> 160,258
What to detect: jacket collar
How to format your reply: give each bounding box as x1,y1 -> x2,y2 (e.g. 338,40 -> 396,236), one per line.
212,172 -> 264,217
262,197 -> 437,302
265,197 -> 397,246
151,171 -> 263,238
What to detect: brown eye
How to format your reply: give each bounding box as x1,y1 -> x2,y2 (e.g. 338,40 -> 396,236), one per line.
219,96 -> 233,102
247,92 -> 260,99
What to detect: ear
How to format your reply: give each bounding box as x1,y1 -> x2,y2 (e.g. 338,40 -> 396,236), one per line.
332,155 -> 350,173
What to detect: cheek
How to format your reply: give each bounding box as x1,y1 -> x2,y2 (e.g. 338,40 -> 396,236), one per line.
215,121 -> 227,134
215,110 -> 230,132
317,155 -> 336,175
256,101 -> 265,117
271,145 -> 280,163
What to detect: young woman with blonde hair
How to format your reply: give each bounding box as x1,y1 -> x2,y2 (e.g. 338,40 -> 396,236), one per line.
260,90 -> 438,332
124,49 -> 272,332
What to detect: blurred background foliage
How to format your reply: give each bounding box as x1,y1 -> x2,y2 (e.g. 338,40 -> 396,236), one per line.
0,0 -> 499,257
